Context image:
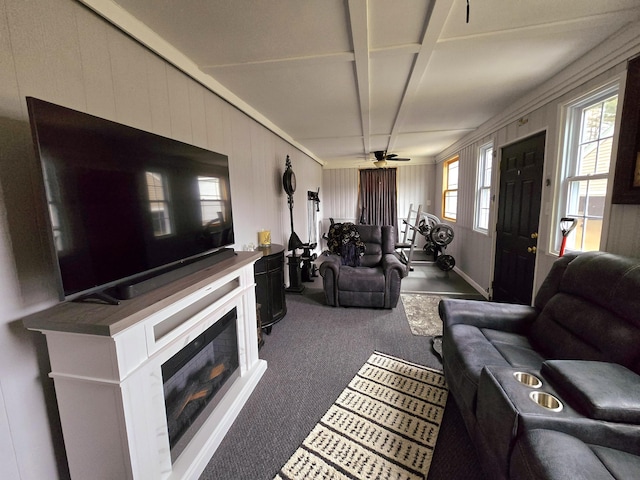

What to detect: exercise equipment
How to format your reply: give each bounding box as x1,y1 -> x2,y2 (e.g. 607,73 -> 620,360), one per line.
301,243 -> 318,281
396,205 -> 456,271
417,213 -> 456,271
395,204 -> 423,272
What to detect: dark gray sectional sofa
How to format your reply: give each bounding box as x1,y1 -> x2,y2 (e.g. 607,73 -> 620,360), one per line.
439,251 -> 640,479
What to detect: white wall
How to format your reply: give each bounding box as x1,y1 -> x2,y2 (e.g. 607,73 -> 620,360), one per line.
321,21 -> 640,299
321,163 -> 436,249
433,22 -> 640,297
0,1 -> 321,478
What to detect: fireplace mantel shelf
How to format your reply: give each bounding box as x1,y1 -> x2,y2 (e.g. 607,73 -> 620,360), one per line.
23,251 -> 261,336
23,250 -> 266,480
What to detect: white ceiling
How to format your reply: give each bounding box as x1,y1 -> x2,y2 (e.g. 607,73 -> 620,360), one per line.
106,0 -> 640,168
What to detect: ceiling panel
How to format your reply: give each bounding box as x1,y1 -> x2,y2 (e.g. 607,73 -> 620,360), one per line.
299,135 -> 364,160
206,59 -> 362,140
402,21 -> 621,133
369,53 -> 415,135
369,0 -> 433,49
92,0 -> 640,168
392,130 -> 474,157
115,0 -> 352,65
440,0 -> 640,41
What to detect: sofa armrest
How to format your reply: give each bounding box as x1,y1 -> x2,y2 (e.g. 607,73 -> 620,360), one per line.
439,298 -> 537,333
319,253 -> 341,275
382,253 -> 407,278
542,360 -> 640,424
319,254 -> 341,306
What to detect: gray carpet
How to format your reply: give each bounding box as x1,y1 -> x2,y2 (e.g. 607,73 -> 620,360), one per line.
199,287 -> 484,480
275,352 -> 449,479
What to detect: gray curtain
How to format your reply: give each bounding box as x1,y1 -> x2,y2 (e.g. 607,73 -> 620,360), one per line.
359,168 -> 397,226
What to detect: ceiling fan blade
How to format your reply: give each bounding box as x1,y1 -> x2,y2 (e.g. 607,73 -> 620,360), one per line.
370,151 -> 410,162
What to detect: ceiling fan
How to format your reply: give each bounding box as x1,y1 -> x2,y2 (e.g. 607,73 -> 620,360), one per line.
373,150 -> 411,168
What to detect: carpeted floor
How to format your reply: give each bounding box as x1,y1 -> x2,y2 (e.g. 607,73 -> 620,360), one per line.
199,286 -> 485,480
275,352 -> 449,480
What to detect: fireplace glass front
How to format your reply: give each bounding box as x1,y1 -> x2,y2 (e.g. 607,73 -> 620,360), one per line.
161,308 -> 239,461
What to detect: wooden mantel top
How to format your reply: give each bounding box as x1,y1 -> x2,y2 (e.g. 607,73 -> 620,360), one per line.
22,251 -> 261,337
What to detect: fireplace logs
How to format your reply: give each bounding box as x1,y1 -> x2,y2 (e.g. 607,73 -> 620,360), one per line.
166,357 -> 232,446
170,361 -> 228,420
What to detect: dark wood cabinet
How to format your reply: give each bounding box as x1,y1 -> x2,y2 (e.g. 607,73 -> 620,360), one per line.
254,244 -> 286,333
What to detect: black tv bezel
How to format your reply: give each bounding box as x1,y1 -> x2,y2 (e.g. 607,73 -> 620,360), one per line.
26,96 -> 236,302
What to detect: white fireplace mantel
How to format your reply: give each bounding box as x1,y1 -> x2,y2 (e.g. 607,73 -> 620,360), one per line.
23,251 -> 267,480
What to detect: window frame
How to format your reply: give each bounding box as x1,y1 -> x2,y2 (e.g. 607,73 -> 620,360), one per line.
198,176 -> 228,226
474,143 -> 493,233
145,171 -> 174,237
554,82 -> 619,254
442,156 -> 459,222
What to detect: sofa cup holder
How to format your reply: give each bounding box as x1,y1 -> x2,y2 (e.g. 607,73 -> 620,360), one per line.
529,391 -> 563,412
513,371 -> 542,388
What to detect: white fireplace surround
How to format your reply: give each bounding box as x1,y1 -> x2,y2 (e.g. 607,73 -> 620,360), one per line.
23,252 -> 266,480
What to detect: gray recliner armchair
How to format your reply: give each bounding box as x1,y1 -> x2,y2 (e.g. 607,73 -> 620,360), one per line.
319,224 -> 407,308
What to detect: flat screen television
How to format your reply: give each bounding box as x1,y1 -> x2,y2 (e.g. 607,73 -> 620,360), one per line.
27,97 -> 235,302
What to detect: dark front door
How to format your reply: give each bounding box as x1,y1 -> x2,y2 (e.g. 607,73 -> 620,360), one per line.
493,131 -> 545,304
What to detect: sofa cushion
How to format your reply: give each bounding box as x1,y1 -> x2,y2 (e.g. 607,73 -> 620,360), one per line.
560,252 -> 640,325
337,266 -> 385,292
510,429 -> 640,480
591,444 -> 640,480
481,329 -> 545,369
529,293 -> 640,374
338,290 -> 384,308
542,360 -> 640,424
529,251 -> 640,375
443,324 -> 543,413
356,225 -> 384,267
533,253 -> 577,311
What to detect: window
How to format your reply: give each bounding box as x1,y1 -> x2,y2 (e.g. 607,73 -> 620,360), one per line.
443,156 -> 458,221
43,166 -> 67,252
198,176 -> 227,226
474,144 -> 493,232
145,171 -> 173,237
557,84 -> 618,253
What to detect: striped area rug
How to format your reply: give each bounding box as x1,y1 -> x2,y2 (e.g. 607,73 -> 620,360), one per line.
274,352 -> 448,480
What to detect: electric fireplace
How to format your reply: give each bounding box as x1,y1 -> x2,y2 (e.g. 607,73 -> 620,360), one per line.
162,308 -> 239,462
23,252 -> 267,480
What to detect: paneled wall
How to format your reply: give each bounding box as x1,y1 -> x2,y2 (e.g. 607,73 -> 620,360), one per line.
0,1 -> 321,479
608,204 -> 640,256
321,163 -> 436,248
434,39 -> 640,297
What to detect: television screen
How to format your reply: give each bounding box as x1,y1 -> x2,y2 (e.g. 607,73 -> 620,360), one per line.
27,97 -> 235,301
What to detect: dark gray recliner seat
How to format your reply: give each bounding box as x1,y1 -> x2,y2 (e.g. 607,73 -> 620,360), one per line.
319,225 -> 406,308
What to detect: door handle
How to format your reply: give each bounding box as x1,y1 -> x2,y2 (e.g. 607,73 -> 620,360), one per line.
527,246 -> 537,254
531,232 -> 538,239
